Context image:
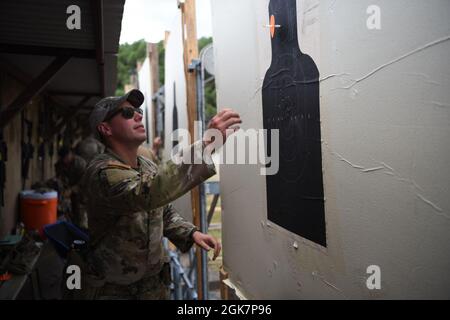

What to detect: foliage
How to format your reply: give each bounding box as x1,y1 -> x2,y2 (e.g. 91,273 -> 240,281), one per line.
116,39 -> 147,96
116,37 -> 216,121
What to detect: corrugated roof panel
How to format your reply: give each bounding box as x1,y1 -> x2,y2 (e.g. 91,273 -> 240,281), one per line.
0,0 -> 95,49
0,0 -> 125,111
0,0 -> 124,53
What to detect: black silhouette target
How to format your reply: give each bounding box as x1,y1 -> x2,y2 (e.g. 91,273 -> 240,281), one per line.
173,82 -> 179,148
262,0 -> 326,246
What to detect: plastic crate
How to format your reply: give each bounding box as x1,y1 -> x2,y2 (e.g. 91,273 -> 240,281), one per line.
43,221 -> 89,259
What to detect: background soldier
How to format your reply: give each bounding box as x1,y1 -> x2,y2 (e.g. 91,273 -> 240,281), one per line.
55,146 -> 88,229
75,136 -> 105,164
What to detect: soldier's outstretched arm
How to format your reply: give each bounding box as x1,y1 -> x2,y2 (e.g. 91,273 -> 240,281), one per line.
95,140 -> 215,213
92,108 -> 241,214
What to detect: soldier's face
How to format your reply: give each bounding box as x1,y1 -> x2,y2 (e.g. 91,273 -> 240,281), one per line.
107,101 -> 147,145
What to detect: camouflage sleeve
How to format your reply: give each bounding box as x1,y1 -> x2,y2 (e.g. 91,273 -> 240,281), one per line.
96,141 -> 216,214
162,204 -> 197,252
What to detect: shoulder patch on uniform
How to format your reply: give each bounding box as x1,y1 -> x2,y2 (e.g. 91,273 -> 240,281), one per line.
99,166 -> 138,190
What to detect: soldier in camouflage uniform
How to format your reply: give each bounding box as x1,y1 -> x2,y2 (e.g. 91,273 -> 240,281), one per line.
55,146 -> 88,229
75,136 -> 105,164
77,89 -> 241,300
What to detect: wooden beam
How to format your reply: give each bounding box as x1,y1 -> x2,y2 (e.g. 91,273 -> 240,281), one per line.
0,43 -> 96,59
0,58 -> 68,110
0,56 -> 70,128
44,95 -> 92,141
181,0 -> 204,300
219,267 -> 229,300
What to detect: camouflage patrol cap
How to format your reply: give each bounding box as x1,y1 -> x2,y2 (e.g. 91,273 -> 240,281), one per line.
89,89 -> 144,140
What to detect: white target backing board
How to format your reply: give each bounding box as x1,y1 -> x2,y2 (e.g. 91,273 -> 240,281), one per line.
211,0 -> 450,299
164,10 -> 193,223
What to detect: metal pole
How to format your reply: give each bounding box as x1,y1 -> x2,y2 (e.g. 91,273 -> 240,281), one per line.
188,58 -> 209,300
197,59 -> 209,300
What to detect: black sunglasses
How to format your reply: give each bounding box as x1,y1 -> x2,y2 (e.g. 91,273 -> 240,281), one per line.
105,106 -> 143,121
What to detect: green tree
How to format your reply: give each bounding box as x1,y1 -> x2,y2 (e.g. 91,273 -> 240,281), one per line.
157,40 -> 165,85
116,39 -> 147,96
198,37 -> 212,52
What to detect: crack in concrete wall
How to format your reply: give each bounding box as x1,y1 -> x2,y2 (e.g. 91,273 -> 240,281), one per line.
332,36 -> 450,90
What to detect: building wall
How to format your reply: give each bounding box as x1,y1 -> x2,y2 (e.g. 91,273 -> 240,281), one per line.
211,0 -> 450,299
0,72 -> 59,237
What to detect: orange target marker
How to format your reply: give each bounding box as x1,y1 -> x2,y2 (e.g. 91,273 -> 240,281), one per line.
267,15 -> 281,38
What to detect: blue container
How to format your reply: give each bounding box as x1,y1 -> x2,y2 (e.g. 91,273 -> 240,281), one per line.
43,221 -> 89,259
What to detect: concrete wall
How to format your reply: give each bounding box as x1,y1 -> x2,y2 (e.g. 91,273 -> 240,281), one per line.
211,0 -> 450,299
164,11 -> 193,222
0,72 -> 59,237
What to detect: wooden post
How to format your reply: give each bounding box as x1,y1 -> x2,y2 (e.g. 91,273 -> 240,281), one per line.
147,43 -> 160,141
164,31 -> 171,49
220,266 -> 229,300
180,0 -> 204,300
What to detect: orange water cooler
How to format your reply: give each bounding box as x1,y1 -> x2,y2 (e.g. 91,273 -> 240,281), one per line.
20,190 -> 58,232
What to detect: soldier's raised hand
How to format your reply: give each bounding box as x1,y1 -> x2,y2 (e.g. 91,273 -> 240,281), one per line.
204,108 -> 242,146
